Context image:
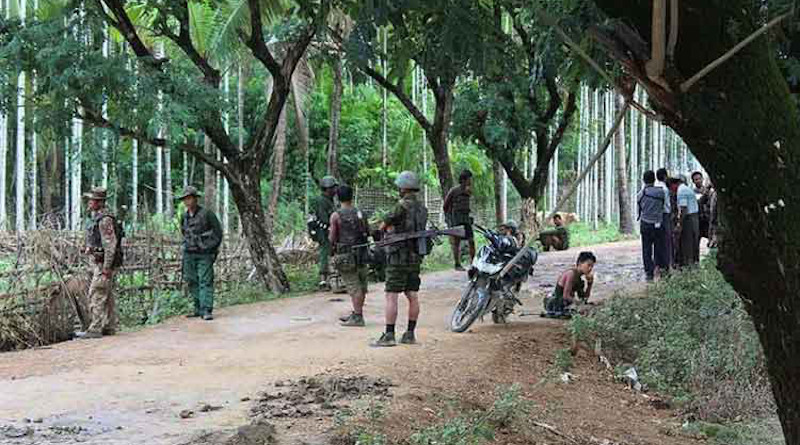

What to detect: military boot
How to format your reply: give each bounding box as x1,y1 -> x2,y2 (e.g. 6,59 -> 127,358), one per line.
400,331 -> 416,345
339,312 -> 354,322
370,332 -> 396,347
341,314 -> 365,327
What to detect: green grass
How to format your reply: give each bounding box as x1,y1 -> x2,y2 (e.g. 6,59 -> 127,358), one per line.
567,222 -> 635,247
683,419 -> 784,445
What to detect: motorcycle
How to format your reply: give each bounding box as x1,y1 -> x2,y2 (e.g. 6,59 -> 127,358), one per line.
449,225 -> 538,332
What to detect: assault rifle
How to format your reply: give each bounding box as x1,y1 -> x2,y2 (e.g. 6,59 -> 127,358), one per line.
374,226 -> 466,249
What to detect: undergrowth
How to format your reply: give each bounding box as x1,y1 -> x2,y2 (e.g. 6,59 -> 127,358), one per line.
568,255 -> 778,442
335,384 -> 532,445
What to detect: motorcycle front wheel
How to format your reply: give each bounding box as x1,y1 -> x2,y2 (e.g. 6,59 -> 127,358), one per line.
450,278 -> 489,333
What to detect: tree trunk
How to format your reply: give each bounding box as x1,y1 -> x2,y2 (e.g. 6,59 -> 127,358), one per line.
615,94 -> 633,234
267,106 -> 288,234
203,135 -> 216,211
16,70 -> 26,232
593,2 -> 800,441
165,146 -> 173,218
493,159 -> 504,225
428,85 -> 455,200
326,56 -> 343,178
0,97 -> 6,231
519,196 -> 540,243
228,171 -> 289,293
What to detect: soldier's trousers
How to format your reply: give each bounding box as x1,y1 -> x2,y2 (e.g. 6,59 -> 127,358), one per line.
87,265 -> 118,335
318,238 -> 331,279
184,253 -> 216,314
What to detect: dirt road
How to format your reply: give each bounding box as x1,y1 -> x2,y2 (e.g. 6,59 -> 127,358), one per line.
1,241 -> 683,445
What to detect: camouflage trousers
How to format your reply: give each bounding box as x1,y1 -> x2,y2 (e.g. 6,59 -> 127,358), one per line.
86,265 -> 118,335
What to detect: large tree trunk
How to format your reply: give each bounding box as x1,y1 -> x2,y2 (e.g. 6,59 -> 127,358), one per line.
267,106 -> 288,234
519,196 -> 540,243
326,56 -> 342,179
593,2 -> 800,441
428,84 -> 456,200
615,94 -> 633,234
228,170 -> 289,293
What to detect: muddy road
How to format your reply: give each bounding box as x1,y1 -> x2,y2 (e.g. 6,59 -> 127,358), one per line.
0,241 -> 658,445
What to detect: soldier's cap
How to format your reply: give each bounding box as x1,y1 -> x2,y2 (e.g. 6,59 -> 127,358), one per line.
82,187 -> 108,201
499,219 -> 519,230
177,186 -> 202,200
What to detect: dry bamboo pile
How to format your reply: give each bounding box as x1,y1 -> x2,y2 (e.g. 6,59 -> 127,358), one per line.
0,228 -> 316,351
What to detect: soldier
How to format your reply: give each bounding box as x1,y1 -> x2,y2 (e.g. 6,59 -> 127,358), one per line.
443,170 -> 476,271
329,185 -> 370,327
178,186 -> 223,321
542,251 -> 596,317
692,171 -> 713,240
498,220 -> 525,248
538,214 -> 570,251
372,171 -> 428,347
309,176 -> 339,290
76,187 -> 122,339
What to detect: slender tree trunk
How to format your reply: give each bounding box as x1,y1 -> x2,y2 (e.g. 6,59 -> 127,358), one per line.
70,117 -> 82,230
493,159 -> 504,225
326,56 -> 343,178
165,146 -> 173,218
16,71 -> 26,232
132,138 -> 138,223
267,106 -> 288,234
615,94 -> 633,234
203,135 -> 216,211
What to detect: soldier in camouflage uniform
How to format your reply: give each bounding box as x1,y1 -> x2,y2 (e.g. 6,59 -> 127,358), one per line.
443,170 -> 476,270
329,185 -> 370,327
309,176 -> 339,290
372,171 -> 428,347
538,214 -> 570,251
76,187 -> 121,339
178,186 -> 223,321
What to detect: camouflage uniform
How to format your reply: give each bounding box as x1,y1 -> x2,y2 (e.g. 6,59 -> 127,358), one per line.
539,227 -> 570,251
311,193 -> 337,284
330,207 -> 369,297
383,192 -> 428,293
181,205 -> 223,317
85,207 -> 121,336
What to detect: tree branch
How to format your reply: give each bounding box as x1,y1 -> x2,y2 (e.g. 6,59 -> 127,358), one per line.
680,8 -> 794,92
78,104 -> 227,174
100,0 -> 164,69
158,0 -> 221,86
361,64 -> 432,132
244,0 -> 282,76
645,0 -> 667,84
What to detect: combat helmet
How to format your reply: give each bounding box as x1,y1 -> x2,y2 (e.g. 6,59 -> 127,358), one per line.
499,219 -> 519,232
320,175 -> 338,189
394,171 -> 420,191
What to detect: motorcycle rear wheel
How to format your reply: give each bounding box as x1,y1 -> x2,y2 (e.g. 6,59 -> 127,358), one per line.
450,279 -> 489,333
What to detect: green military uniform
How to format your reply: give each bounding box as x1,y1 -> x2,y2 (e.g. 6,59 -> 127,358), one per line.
181,203 -> 223,317
331,207 -> 369,297
539,226 -> 569,251
83,189 -> 122,337
383,192 -> 428,293
311,193 -> 337,284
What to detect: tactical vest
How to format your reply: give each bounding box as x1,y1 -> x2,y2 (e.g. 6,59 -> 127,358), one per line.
182,207 -> 218,254
387,194 -> 428,265
337,208 -> 367,247
86,211 -> 124,268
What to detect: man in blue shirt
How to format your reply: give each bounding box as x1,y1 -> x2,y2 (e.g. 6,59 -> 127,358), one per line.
637,171 -> 669,281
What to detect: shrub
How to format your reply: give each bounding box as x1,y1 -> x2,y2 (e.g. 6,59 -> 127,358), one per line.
570,255 -> 774,421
